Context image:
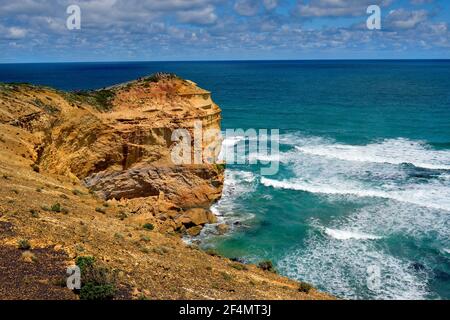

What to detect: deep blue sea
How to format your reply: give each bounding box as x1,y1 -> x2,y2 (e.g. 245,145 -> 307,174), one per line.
1,60 -> 449,300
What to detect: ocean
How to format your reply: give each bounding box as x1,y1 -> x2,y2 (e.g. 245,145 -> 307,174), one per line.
1,60 -> 449,300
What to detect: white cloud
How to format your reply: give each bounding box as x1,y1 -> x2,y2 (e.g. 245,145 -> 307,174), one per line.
0,0 -> 448,60
294,0 -> 393,17
234,0 -> 260,16
7,27 -> 28,38
263,0 -> 278,10
177,5 -> 218,25
387,9 -> 428,29
0,25 -> 28,39
234,0 -> 279,16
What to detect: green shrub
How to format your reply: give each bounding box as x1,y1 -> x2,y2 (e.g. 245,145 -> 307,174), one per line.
75,256 -> 96,273
72,189 -> 84,196
72,89 -> 115,112
79,282 -> 116,300
18,239 -> 31,250
214,163 -> 226,172
30,209 -> 39,218
137,294 -> 149,300
229,262 -> 248,271
33,98 -> 58,114
51,203 -> 62,213
75,256 -> 117,300
143,223 -> 154,231
143,73 -> 179,83
298,282 -> 313,294
221,272 -> 233,281
152,246 -> 169,255
204,248 -> 220,257
95,207 -> 106,214
117,211 -> 127,221
114,233 -> 124,240
140,247 -> 150,254
258,260 -> 276,273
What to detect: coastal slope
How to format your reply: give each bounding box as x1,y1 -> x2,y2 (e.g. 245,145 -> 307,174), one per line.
0,75 -> 332,300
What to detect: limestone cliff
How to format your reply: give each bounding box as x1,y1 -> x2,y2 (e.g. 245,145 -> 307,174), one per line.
0,76 -> 333,300
0,74 -> 223,209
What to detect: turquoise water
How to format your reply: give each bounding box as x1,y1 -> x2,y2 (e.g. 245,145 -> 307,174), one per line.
1,60 -> 449,300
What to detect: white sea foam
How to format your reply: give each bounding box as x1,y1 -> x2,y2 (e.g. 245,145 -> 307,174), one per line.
191,170 -> 257,241
277,232 -> 430,300
325,228 -> 382,240
343,202 -> 449,243
279,133 -> 329,147
260,177 -> 450,212
218,135 -> 246,162
279,199 -> 447,299
209,133 -> 448,299
248,153 -> 281,162
208,169 -> 257,229
221,135 -> 245,147
220,133 -> 282,164
295,138 -> 450,170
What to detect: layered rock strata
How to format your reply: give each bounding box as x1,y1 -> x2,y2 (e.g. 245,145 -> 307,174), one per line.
0,74 -> 224,234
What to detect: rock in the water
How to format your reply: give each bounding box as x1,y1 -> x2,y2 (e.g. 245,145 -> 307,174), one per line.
183,208 -> 211,226
186,226 -> 203,237
207,210 -> 218,224
174,208 -> 218,235
216,224 -> 229,235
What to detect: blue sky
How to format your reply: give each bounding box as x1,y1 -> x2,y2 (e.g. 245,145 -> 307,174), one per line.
0,0 -> 449,62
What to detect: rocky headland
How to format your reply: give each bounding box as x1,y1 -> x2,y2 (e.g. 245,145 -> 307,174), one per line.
0,74 -> 332,300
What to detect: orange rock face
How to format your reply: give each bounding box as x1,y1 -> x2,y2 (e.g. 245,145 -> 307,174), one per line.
0,74 -> 224,209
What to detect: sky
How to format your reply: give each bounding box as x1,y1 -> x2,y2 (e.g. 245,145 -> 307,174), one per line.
0,0 -> 449,62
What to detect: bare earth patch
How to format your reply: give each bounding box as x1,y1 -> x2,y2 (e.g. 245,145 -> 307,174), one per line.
0,246 -> 77,300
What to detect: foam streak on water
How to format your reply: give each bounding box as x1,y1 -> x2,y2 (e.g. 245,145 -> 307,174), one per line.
296,138 -> 450,170
261,177 -> 450,211
324,228 -> 382,240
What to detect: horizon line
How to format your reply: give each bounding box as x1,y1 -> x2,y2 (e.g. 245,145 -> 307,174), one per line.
1,58 -> 450,65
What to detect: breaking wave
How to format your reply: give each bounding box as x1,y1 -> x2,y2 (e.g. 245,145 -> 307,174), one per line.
295,138 -> 450,170
324,228 -> 382,240
260,177 -> 450,212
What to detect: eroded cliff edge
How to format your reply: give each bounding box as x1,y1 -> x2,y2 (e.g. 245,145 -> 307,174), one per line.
1,74 -> 224,236
6,74 -> 223,205
0,75 -> 333,300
